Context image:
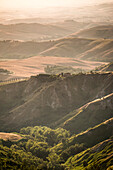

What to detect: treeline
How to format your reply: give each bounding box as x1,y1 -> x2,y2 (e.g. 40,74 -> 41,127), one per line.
44,65 -> 86,75
0,78 -> 28,86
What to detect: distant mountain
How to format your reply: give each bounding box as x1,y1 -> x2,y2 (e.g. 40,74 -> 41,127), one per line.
0,73 -> 113,132
72,25 -> 113,39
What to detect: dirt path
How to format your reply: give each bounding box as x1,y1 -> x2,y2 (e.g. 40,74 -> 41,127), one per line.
0,132 -> 22,141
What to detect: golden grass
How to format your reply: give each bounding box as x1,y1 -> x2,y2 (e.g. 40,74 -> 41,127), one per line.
0,56 -> 106,78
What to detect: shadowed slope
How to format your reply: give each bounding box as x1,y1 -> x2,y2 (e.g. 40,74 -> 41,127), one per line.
61,93 -> 113,134
0,73 -> 113,132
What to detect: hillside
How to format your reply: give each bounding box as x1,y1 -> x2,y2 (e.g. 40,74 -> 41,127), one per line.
0,40 -> 56,59
0,23 -> 72,41
52,20 -> 89,33
60,93 -> 113,134
0,38 -> 113,62
95,62 -> 113,72
72,25 -> 113,39
69,117 -> 113,147
40,38 -> 113,62
0,123 -> 112,170
0,2 -> 113,169
65,138 -> 113,170
0,73 -> 113,132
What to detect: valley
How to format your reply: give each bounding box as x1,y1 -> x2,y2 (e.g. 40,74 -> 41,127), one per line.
0,1 -> 113,170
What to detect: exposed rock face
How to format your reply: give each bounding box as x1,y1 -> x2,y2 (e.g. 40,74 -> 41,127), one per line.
0,73 -> 113,132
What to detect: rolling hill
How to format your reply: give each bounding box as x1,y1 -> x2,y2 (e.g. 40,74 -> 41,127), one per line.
0,40 -> 56,59
0,21 -> 92,42
0,37 -> 113,62
0,23 -> 72,41
72,25 -> 113,39
40,38 -> 113,62
0,2 -> 113,169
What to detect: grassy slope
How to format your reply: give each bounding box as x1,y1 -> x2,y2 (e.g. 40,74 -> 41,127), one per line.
69,118 -> 113,147
65,138 -> 113,170
60,93 -> 113,134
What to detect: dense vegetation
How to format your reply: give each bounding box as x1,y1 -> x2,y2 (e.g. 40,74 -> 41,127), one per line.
0,126 -> 85,169
0,125 -> 113,169
0,68 -> 11,74
44,65 -> 86,75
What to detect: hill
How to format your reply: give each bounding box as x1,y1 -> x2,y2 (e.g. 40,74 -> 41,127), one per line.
0,40 -> 56,59
0,73 -> 113,132
0,23 -> 72,41
72,25 -> 113,39
0,38 -> 113,62
69,117 -> 113,147
95,62 -> 113,72
54,92 -> 113,134
65,138 -> 113,170
40,38 -> 113,62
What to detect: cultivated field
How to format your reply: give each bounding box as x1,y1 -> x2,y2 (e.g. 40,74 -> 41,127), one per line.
0,56 -> 106,77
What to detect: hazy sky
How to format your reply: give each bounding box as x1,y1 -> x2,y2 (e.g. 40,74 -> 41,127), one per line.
0,0 -> 113,9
